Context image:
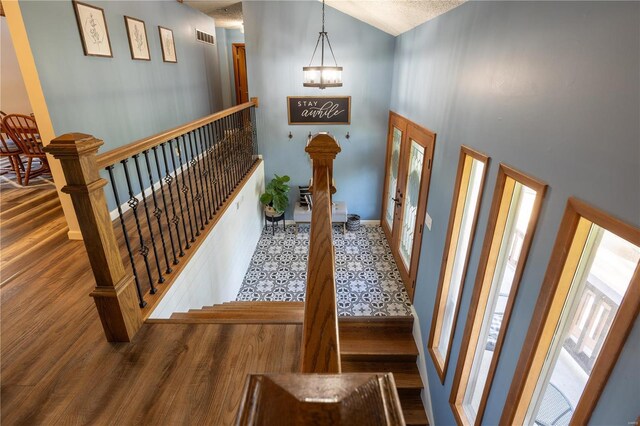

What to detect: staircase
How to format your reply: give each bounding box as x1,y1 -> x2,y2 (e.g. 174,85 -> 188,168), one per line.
168,302 -> 428,425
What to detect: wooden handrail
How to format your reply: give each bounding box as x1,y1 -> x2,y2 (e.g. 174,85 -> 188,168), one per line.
96,98 -> 258,168
301,133 -> 342,373
43,100 -> 261,342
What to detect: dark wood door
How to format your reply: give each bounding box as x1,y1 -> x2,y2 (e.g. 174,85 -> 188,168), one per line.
380,112 -> 436,300
232,43 -> 249,104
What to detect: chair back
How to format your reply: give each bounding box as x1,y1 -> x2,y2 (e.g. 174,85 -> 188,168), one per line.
0,122 -> 21,155
2,114 -> 45,156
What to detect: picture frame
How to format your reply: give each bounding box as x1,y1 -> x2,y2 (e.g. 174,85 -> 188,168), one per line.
124,16 -> 150,61
158,26 -> 177,63
72,1 -> 113,58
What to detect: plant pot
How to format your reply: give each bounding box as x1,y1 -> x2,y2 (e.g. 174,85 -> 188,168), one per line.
264,205 -> 283,218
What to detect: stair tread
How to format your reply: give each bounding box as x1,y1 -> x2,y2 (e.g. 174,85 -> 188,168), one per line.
340,361 -> 422,388
340,329 -> 418,356
401,394 -> 428,426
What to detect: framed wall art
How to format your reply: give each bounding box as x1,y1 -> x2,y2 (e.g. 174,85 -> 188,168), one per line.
72,1 -> 113,57
158,26 -> 177,63
287,96 -> 351,125
124,16 -> 150,61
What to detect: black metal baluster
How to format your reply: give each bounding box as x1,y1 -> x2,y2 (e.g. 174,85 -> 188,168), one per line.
215,119 -> 230,200
107,165 -> 146,308
228,114 -> 240,187
204,123 -> 219,212
121,158 -> 157,294
143,150 -> 174,273
241,109 -> 250,173
243,109 -> 251,173
152,145 -> 180,264
133,154 -> 165,284
161,142 -> 186,255
169,138 -> 195,244
207,122 -> 222,210
180,134 -> 203,233
187,130 -> 209,224
247,108 -> 255,169
251,106 -> 259,158
197,126 -> 215,218
230,112 -> 241,182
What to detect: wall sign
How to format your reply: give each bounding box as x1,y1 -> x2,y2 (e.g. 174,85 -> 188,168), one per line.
287,96 -> 351,125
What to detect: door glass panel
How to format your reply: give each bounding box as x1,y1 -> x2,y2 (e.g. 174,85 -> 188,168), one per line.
399,140 -> 425,268
435,158 -> 485,360
385,127 -> 402,229
463,183 -> 537,420
526,227 -> 639,425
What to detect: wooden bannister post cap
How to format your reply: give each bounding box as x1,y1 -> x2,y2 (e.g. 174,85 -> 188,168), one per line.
45,133 -> 104,158
305,133 -> 341,160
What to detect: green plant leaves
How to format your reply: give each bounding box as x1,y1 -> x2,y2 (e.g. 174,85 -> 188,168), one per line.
260,174 -> 291,213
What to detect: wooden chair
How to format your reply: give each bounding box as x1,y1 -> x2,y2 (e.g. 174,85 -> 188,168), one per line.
2,114 -> 49,186
0,122 -> 25,185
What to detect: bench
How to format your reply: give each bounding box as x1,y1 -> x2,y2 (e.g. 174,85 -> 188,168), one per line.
293,200 -> 348,234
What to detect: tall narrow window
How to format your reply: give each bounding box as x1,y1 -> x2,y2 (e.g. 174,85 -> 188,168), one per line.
450,165 -> 547,425
429,146 -> 489,382
502,198 -> 640,425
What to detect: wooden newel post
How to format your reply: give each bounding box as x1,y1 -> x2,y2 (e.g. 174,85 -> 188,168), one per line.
45,133 -> 143,342
301,133 -> 342,373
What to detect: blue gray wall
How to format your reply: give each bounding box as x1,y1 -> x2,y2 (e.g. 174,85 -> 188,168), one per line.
390,2 -> 640,424
216,27 -> 245,109
243,1 -> 395,219
20,0 -> 221,152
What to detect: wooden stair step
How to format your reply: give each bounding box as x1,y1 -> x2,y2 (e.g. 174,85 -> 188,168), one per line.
338,315 -> 414,334
204,301 -> 304,311
339,329 -> 418,362
400,393 -> 428,426
170,309 -> 303,323
340,361 -> 422,389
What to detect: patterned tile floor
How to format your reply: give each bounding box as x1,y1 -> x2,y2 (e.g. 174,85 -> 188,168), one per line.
237,224 -> 413,316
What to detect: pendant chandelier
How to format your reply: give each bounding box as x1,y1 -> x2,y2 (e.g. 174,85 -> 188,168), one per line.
303,0 -> 342,89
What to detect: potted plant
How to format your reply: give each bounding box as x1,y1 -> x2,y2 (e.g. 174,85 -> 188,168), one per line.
260,174 -> 290,217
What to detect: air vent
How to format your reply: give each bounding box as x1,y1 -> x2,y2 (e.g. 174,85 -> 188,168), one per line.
196,29 -> 215,45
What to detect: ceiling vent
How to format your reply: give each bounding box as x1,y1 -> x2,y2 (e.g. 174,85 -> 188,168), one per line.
196,29 -> 215,45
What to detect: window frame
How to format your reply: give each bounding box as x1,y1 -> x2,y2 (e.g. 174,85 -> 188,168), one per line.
500,197 -> 640,425
449,164 -> 548,426
428,146 -> 490,383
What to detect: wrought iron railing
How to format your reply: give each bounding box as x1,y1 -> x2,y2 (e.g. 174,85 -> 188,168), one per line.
46,99 -> 259,341
99,104 -> 258,307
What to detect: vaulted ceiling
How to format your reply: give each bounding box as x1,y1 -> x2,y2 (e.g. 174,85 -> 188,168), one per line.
184,1 -> 466,35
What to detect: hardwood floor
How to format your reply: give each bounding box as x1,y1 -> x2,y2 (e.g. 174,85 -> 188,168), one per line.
1,186 -> 302,425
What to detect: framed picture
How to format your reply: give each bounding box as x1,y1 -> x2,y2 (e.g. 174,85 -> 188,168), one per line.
158,26 -> 177,63
287,96 -> 351,125
124,16 -> 150,61
72,1 -> 113,57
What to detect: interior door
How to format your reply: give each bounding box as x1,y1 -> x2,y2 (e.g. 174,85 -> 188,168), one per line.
232,43 -> 249,104
381,112 -> 436,300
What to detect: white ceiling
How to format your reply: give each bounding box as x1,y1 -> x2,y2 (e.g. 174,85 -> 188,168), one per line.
185,1 -> 244,29
184,0 -> 466,35
324,1 -> 465,36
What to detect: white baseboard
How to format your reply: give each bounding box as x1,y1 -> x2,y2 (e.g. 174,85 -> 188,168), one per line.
411,305 -> 435,426
360,219 -> 380,225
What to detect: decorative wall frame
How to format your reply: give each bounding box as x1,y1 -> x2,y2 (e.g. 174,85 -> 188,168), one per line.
124,16 -> 150,61
287,96 -> 351,125
158,26 -> 177,63
73,1 -> 113,57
